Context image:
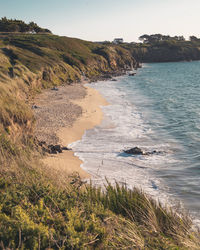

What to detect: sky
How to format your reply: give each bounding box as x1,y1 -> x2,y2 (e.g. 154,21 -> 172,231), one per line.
0,0 -> 200,42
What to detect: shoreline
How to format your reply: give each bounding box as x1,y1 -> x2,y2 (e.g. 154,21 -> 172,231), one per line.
35,83 -> 109,180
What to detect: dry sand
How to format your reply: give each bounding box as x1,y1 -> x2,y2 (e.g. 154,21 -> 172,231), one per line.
34,84 -> 108,179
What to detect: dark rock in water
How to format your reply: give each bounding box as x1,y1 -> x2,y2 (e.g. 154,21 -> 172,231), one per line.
111,78 -> 117,81
144,150 -> 162,156
123,147 -> 162,156
124,147 -> 143,155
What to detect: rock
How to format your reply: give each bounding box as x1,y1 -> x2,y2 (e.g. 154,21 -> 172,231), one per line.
54,145 -> 62,153
42,147 -> 51,154
51,87 -> 59,91
32,105 -> 39,109
51,149 -> 58,154
111,78 -> 117,81
146,150 -> 162,155
37,140 -> 50,153
38,140 -> 46,146
124,147 -> 143,155
48,144 -> 62,154
61,146 -> 71,151
38,141 -> 70,154
123,147 -> 162,156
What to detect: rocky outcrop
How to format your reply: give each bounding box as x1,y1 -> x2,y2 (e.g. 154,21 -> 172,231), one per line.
38,140 -> 71,154
126,42 -> 200,63
124,147 -> 143,155
123,147 -> 161,156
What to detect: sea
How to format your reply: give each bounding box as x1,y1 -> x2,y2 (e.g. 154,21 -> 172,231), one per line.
70,61 -> 200,223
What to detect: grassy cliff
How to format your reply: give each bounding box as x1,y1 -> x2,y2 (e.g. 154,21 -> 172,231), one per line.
0,33 -> 136,173
0,33 -> 199,249
123,40 -> 200,63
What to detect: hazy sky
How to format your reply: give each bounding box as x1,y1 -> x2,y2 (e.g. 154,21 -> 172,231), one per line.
1,0 -> 200,42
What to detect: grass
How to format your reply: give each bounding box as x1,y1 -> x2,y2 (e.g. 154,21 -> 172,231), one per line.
0,34 -> 134,74
0,176 -> 199,249
0,33 -> 199,249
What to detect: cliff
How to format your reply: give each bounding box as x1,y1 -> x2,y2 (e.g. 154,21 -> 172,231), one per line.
123,40 -> 200,63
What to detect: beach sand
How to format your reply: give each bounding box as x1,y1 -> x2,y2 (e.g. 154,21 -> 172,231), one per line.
34,83 -> 108,180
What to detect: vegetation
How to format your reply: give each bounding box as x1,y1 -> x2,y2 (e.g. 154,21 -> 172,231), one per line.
0,32 -> 135,166
0,26 -> 199,248
139,34 -> 186,44
122,34 -> 200,63
0,17 -> 51,33
0,176 -> 199,249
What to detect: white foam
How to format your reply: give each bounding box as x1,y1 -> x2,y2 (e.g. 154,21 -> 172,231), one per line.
70,71 -> 200,227
69,78 -> 182,206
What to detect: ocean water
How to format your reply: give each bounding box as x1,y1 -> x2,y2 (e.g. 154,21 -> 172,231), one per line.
70,61 -> 200,222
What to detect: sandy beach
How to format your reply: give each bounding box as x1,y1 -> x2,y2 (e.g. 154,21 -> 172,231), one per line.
34,83 -> 108,180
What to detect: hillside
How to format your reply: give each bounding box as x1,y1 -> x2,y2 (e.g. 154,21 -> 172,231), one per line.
123,38 -> 200,63
0,33 -> 136,169
0,33 -> 200,249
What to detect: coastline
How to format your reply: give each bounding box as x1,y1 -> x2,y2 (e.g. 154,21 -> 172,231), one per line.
34,83 -> 109,180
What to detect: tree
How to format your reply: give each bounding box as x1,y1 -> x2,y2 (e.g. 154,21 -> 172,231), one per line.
190,36 -> 198,41
139,34 -> 186,44
139,34 -> 163,44
139,34 -> 150,43
0,18 -> 52,33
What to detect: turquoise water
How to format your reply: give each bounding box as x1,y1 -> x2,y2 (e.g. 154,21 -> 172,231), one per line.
71,61 -> 200,221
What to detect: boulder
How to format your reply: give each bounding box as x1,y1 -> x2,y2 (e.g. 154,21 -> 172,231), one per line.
61,146 -> 71,151
38,141 -> 72,154
48,144 -> 62,154
124,147 -> 143,155
54,145 -> 62,153
51,87 -> 59,91
123,147 -> 161,156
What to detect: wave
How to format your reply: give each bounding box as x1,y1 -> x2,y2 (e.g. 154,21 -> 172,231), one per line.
70,64 -> 200,224
70,77 -> 179,205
